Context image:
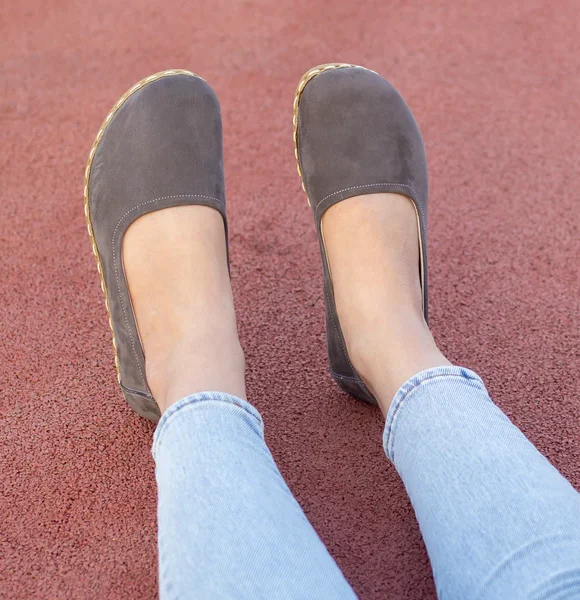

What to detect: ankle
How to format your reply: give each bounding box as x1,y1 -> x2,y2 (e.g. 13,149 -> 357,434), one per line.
321,193 -> 451,416
146,328 -> 246,413
347,312 -> 450,416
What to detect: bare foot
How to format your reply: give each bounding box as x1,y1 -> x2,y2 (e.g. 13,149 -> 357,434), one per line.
322,193 -> 450,416
122,205 -> 245,413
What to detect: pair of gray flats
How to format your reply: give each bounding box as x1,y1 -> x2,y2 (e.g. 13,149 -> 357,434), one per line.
85,64 -> 428,422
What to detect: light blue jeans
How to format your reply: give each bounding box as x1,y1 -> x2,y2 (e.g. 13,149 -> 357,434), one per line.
152,366 -> 580,599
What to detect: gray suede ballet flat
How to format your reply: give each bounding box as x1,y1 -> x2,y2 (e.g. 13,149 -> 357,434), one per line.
84,70 -> 227,422
293,63 -> 428,405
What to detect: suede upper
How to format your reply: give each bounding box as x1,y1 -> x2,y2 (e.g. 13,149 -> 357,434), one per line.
295,66 -> 428,404
87,73 -> 226,421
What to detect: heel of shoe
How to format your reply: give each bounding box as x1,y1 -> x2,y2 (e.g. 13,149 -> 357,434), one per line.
121,384 -> 161,422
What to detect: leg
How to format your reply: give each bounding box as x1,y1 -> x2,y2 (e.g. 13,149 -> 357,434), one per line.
124,206 -> 356,599
323,193 -> 580,599
384,366 -> 580,600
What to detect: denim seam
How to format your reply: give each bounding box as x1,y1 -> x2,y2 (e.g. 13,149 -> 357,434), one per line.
385,371 -> 485,462
152,393 -> 262,459
386,385 -> 421,463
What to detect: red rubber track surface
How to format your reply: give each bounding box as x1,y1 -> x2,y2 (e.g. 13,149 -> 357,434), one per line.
2,0 -> 580,598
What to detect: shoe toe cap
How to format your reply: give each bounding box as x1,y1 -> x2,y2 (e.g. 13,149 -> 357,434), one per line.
296,66 -> 428,218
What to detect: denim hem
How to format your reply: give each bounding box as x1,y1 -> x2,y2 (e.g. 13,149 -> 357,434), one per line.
383,365 -> 486,463
152,391 -> 263,460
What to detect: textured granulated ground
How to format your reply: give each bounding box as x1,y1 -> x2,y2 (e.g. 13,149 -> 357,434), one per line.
2,0 -> 579,597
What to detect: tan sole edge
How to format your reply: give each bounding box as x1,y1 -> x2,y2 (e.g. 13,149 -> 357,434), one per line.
292,63 -> 371,208
291,62 -> 425,314
83,69 -> 202,383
